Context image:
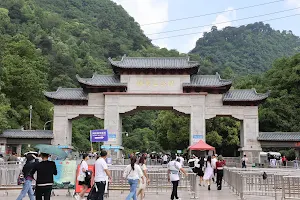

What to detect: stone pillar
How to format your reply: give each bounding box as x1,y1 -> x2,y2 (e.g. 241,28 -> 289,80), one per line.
239,115 -> 262,164
190,96 -> 206,145
103,95 -> 123,161
52,113 -> 72,146
104,105 -> 122,146
17,144 -> 22,156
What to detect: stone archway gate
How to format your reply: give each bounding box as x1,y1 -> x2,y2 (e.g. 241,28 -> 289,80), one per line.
45,56 -> 269,162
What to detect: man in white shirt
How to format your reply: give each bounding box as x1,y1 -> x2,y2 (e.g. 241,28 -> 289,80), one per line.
163,154 -> 168,164
242,155 -> 248,168
168,154 -> 187,200
92,150 -> 112,200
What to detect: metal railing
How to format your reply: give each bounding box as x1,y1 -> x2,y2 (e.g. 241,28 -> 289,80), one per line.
282,176 -> 300,200
0,164 -> 197,197
224,167 -> 300,200
108,169 -> 196,193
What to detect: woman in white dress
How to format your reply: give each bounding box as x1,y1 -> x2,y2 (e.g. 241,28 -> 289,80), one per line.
137,156 -> 150,200
203,156 -> 214,190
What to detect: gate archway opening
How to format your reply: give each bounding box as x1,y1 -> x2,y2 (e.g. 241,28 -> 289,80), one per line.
206,115 -> 241,157
71,116 -> 104,152
122,106 -> 190,156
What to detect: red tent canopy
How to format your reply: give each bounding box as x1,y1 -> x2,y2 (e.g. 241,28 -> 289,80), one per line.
188,140 -> 215,151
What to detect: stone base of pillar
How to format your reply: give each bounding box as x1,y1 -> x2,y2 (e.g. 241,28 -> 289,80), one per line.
239,147 -> 262,164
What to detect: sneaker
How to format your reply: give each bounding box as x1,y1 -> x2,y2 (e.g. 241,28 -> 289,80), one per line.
74,194 -> 80,200
208,185 -> 211,191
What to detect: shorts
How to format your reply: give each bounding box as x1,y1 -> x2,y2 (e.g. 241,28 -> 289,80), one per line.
79,179 -> 91,188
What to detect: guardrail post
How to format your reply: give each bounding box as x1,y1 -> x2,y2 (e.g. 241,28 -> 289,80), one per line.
4,168 -> 8,196
282,176 -> 286,200
156,172 -> 158,195
190,174 -> 198,199
240,174 -> 244,200
274,175 -> 278,200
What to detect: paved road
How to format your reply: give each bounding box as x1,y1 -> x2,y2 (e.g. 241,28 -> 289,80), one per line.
2,182 -> 241,200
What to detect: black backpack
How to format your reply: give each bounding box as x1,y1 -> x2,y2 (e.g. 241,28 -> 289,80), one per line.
263,172 -> 268,180
189,160 -> 195,168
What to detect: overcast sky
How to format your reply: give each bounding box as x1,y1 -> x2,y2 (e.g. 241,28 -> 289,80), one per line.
112,0 -> 300,53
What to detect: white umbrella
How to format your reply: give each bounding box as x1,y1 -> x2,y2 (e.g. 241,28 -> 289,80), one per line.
24,151 -> 38,156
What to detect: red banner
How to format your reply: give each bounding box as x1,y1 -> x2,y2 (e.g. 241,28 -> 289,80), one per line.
75,164 -> 95,194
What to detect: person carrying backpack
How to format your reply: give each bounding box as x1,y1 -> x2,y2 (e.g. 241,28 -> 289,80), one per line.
167,153 -> 187,200
198,157 -> 205,186
16,154 -> 38,200
75,153 -> 91,200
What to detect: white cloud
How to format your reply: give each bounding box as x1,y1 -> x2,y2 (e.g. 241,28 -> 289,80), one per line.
112,0 -> 169,48
287,0 -> 300,6
286,0 -> 300,11
182,7 -> 237,53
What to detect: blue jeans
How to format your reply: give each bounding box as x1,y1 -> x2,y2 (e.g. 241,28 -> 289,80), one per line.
126,179 -> 139,200
16,179 -> 35,200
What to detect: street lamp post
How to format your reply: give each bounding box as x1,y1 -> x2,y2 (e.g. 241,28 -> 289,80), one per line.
29,105 -> 33,130
43,120 -> 52,130
122,132 -> 129,137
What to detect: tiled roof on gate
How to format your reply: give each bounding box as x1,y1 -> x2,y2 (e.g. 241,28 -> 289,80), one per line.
76,74 -> 127,87
44,88 -> 88,100
183,73 -> 232,87
108,55 -> 200,69
0,130 -> 53,139
223,89 -> 270,102
258,132 -> 300,141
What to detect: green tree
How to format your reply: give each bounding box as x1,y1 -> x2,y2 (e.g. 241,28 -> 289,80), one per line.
206,131 -> 223,148
206,117 -> 240,156
191,22 -> 300,74
154,111 -> 190,150
123,128 -> 161,153
0,8 -> 9,33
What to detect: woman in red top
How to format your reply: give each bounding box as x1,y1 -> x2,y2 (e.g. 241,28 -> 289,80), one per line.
216,155 -> 226,190
282,156 -> 287,167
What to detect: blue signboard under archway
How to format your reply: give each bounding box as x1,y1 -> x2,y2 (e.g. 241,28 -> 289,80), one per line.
90,129 -> 108,142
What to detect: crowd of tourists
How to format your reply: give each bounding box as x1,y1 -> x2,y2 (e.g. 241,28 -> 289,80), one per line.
188,154 -> 226,191
16,150 -> 227,200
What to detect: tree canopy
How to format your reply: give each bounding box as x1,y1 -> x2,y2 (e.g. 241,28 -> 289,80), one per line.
191,23 -> 300,74
0,0 -> 299,155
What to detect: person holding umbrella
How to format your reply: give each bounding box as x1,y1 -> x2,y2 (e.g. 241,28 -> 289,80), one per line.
16,154 -> 38,200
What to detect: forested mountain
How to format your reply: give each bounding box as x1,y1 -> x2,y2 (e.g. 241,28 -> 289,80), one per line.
0,0 -> 152,132
0,0 -> 299,155
235,53 -> 300,133
191,22 -> 300,74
